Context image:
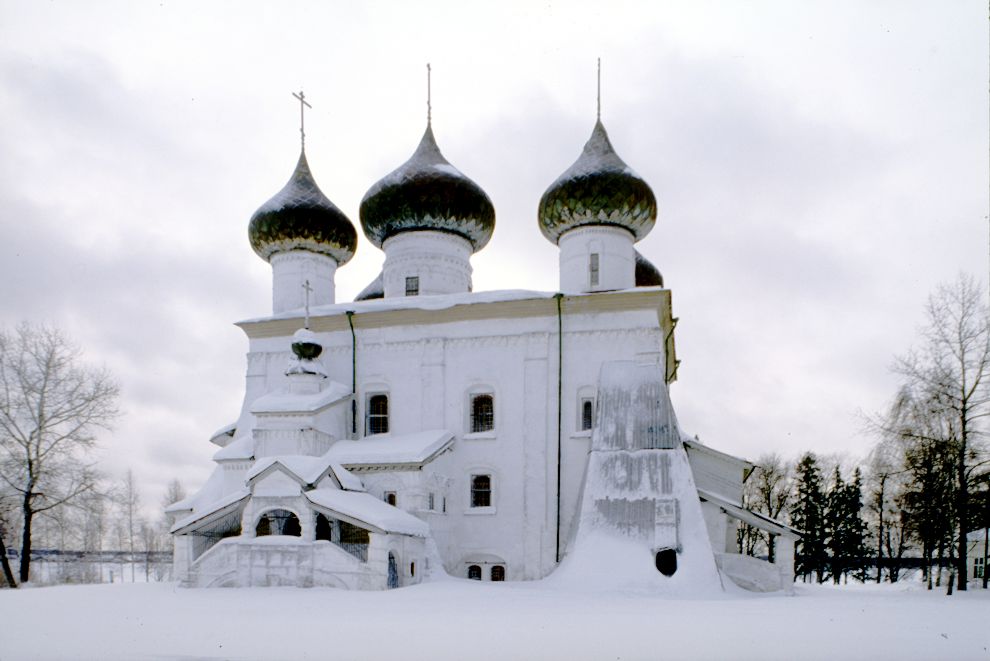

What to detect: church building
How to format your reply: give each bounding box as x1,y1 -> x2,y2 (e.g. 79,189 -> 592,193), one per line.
167,82 -> 798,592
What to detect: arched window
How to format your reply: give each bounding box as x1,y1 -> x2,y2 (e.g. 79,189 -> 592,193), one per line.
470,474 -> 491,508
655,548 -> 677,577
467,564 -> 482,580
367,394 -> 389,435
255,509 -> 301,537
491,565 -> 505,582
315,513 -> 334,541
384,492 -> 397,506
581,399 -> 594,431
471,394 -> 494,433
387,552 -> 399,589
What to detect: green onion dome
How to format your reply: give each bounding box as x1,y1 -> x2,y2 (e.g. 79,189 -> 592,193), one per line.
538,120 -> 657,244
249,150 -> 358,266
359,124 -> 495,252
634,250 -> 664,288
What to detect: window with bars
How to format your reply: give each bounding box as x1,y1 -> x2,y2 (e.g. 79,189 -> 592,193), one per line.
467,564 -> 482,580
589,253 -> 600,287
470,474 -> 491,508
471,394 -> 494,433
405,276 -> 419,296
581,398 -> 595,431
366,394 -> 389,435
491,565 -> 505,582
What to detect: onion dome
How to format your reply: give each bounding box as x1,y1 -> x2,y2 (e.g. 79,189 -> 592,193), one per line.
249,151 -> 358,266
538,120 -> 657,244
290,328 -> 323,360
634,250 -> 664,288
359,124 -> 495,251
355,271 -> 384,301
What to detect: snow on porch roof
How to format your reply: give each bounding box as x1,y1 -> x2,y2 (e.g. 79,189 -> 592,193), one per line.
698,488 -> 801,539
245,454 -> 364,491
305,489 -> 429,537
327,429 -> 454,468
250,381 -> 352,415
171,489 -> 250,535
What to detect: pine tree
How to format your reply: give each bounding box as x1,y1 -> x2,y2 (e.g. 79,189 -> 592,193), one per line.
825,467 -> 847,584
790,452 -> 826,583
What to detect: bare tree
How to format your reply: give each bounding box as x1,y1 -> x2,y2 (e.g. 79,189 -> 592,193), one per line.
114,469 -> 141,582
0,323 -> 119,583
895,274 -> 990,591
0,488 -> 17,587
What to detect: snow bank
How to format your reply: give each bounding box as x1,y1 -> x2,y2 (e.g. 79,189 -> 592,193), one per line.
0,580 -> 986,661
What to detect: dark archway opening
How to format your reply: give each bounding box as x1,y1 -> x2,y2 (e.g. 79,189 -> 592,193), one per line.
655,548 -> 677,577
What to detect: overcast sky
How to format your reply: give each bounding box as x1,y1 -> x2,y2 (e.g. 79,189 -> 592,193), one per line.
1,1 -> 987,514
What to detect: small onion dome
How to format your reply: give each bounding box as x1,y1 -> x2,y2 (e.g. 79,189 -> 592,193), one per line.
538,120 -> 657,244
359,124 -> 495,252
634,250 -> 664,288
354,271 -> 384,301
290,328 -> 323,361
249,151 -> 358,266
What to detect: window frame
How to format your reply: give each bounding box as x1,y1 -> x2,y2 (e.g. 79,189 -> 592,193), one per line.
469,473 -> 493,510
405,276 -> 420,296
470,393 -> 495,434
589,252 -> 600,287
365,392 -> 390,436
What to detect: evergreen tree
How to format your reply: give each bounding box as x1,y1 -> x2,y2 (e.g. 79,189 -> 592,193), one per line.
790,452 -> 826,582
825,467 -> 847,584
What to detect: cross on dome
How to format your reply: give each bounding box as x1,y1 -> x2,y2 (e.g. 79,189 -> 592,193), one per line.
292,89 -> 312,150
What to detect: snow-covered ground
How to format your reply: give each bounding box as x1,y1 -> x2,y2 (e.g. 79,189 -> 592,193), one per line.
0,576 -> 987,660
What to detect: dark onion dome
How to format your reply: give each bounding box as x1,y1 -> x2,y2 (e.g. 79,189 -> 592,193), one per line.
538,120 -> 657,244
359,124 -> 495,252
354,271 -> 384,301
634,250 -> 664,287
290,328 -> 323,360
249,150 -> 358,266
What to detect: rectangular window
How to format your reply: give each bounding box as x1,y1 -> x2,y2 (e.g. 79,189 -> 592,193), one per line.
405,276 -> 419,296
470,474 -> 491,508
589,253 -> 600,287
366,393 -> 389,435
471,394 -> 495,433
428,492 -> 435,511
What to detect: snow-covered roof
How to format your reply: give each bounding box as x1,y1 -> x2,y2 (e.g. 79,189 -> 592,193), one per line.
171,489 -> 250,535
212,435 -> 254,461
245,453 -> 364,492
698,488 -> 801,538
164,465 -> 225,514
250,381 -> 351,415
683,437 -> 753,470
241,289 -> 558,323
327,429 -> 454,468
304,489 -> 429,537
208,421 -> 237,447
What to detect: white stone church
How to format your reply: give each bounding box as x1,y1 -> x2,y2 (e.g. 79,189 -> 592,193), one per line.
167,96 -> 798,592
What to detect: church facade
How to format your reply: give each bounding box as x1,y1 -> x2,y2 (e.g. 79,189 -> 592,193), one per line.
167,100 -> 797,592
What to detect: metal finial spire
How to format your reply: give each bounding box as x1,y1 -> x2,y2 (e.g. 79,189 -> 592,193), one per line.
426,63 -> 432,125
596,58 -> 601,121
292,90 -> 312,150
302,279 -> 313,329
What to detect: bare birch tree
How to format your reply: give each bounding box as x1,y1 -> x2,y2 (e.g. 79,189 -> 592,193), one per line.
0,323 -> 119,583
895,274 -> 990,591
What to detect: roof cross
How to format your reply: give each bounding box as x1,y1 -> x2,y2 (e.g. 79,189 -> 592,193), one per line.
597,57 -> 601,121
292,90 -> 312,150
302,279 -> 313,329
